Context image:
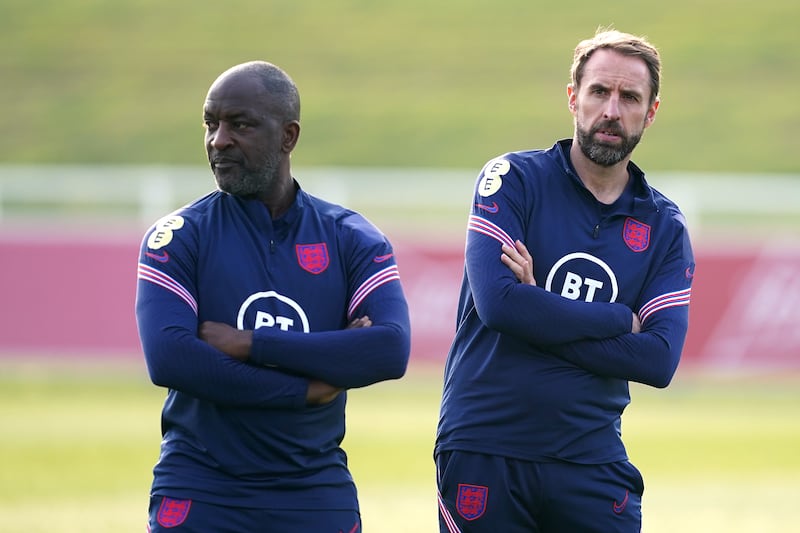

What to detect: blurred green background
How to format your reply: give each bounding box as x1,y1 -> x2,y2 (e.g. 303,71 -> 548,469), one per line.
2,0 -> 798,171
2,1 -> 799,532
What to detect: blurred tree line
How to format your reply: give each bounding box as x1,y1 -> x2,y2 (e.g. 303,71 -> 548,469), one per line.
1,0 -> 798,172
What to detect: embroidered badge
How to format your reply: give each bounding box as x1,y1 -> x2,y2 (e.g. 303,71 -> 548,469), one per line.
456,483 -> 488,521
157,497 -> 191,527
623,217 -> 651,252
477,158 -> 510,197
296,243 -> 330,274
147,215 -> 184,251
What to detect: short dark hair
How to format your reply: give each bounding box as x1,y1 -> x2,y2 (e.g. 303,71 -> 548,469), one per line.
570,29 -> 662,105
228,61 -> 301,122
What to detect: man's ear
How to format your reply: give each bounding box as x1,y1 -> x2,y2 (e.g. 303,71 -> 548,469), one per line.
645,97 -> 660,127
567,84 -> 577,113
282,121 -> 300,153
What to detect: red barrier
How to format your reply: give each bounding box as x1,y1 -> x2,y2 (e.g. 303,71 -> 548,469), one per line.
682,243 -> 800,370
2,233 -> 798,369
0,234 -> 142,355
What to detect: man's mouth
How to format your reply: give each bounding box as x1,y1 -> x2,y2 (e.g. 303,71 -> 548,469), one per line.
595,127 -> 623,142
212,158 -> 240,170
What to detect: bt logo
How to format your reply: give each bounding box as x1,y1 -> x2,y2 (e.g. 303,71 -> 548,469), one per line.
237,291 -> 310,332
544,252 -> 619,303
254,312 -> 295,331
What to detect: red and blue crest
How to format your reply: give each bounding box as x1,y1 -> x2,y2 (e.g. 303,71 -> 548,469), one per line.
156,497 -> 191,527
456,483 -> 488,521
296,243 -> 329,274
623,217 -> 651,252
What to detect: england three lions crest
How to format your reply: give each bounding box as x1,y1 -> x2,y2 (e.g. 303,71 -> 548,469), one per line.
456,483 -> 488,521
296,243 -> 329,274
623,217 -> 651,252
156,497 -> 191,527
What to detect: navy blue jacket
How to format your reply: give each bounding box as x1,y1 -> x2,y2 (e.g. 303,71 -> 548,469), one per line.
436,140 -> 694,464
136,183 -> 411,509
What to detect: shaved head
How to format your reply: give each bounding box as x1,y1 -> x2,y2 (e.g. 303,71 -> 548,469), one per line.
210,61 -> 301,123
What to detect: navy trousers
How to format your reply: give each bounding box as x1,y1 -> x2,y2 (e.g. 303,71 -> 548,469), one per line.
436,450 -> 644,533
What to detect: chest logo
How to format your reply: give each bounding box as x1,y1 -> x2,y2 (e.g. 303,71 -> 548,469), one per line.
623,217 -> 651,252
296,243 -> 329,274
545,252 -> 619,303
237,291 -> 310,333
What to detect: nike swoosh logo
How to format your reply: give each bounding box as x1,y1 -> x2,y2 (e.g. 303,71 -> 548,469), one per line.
613,490 -> 629,514
339,521 -> 360,533
145,250 -> 170,263
475,201 -> 499,214
373,254 -> 393,263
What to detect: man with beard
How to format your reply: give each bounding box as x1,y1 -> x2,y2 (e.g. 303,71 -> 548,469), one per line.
435,29 -> 694,532
136,61 -> 410,532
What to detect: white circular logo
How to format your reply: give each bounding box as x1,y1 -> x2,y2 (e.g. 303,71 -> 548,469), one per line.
544,252 -> 618,303
237,291 -> 310,332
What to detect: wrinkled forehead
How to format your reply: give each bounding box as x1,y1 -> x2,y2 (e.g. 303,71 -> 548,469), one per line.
579,50 -> 653,98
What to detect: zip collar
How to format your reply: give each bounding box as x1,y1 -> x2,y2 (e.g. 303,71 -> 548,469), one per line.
553,139 -> 658,215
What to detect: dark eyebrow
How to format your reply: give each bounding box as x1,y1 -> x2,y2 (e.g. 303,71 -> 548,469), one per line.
587,82 -> 644,100
204,109 -> 255,122
621,88 -> 644,100
586,82 -> 608,91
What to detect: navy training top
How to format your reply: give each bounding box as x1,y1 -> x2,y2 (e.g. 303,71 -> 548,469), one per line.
435,140 -> 694,464
136,182 -> 411,510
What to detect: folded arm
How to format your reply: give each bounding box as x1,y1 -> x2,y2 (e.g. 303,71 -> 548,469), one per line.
501,239 -> 691,387
468,225 -> 634,344
201,282 -> 411,390
136,274 -> 310,408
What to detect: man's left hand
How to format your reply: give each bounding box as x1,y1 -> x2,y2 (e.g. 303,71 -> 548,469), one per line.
199,321 -> 252,361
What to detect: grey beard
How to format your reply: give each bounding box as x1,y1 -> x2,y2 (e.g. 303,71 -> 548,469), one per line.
218,155 -> 281,198
576,123 -> 642,167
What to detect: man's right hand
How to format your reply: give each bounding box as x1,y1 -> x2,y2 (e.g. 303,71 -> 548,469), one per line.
306,380 -> 342,405
632,313 -> 642,334
502,240 -> 536,286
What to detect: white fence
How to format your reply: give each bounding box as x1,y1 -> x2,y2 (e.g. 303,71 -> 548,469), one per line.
0,165 -> 797,237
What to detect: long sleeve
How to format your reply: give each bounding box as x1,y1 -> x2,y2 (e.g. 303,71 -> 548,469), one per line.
547,305 -> 688,387
248,217 -> 411,389
464,159 -> 633,344
136,217 -> 308,408
538,215 -> 694,388
249,288 -> 410,388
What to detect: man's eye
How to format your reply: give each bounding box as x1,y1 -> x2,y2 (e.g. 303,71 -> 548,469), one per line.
204,120 -> 218,130
233,122 -> 249,130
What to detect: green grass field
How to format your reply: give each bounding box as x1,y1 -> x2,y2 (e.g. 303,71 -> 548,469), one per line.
1,359 -> 798,532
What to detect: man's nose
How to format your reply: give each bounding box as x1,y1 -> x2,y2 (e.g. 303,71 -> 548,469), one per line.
209,123 -> 234,150
603,96 -> 621,121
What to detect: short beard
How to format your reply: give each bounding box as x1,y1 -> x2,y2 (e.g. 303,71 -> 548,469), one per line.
576,119 -> 643,167
217,152 -> 282,198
